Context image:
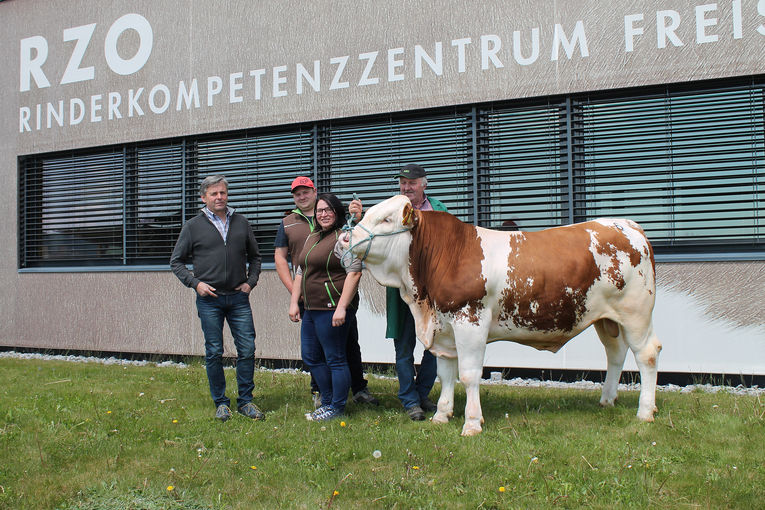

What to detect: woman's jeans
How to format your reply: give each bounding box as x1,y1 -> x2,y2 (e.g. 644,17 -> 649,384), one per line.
301,309 -> 353,411
196,292 -> 256,409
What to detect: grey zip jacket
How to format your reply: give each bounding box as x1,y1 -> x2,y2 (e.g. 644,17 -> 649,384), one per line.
170,211 -> 261,294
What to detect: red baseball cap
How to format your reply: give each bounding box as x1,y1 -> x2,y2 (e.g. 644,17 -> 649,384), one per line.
290,176 -> 315,191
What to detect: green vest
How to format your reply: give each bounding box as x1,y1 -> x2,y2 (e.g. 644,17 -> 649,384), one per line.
385,196 -> 448,339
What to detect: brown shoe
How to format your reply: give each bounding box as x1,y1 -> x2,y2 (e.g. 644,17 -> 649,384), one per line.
406,405 -> 425,421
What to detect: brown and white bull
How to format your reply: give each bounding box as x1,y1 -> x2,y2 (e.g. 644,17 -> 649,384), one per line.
343,195 -> 662,436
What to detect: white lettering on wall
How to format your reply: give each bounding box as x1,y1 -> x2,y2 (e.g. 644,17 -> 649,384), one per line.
70,98 -> 85,125
207,76 -> 222,106
358,51 -> 379,86
657,10 -> 684,48
513,28 -> 540,65
624,14 -> 645,52
415,43 -> 443,77
696,3 -> 719,44
329,56 -> 349,89
108,92 -> 122,119
20,36 -> 50,91
273,66 -> 288,97
451,38 -> 471,73
551,21 -> 589,60
296,61 -> 320,94
128,88 -> 144,116
229,72 -> 243,103
388,48 -> 405,82
148,84 -> 170,113
48,100 -> 64,127
61,24 -> 96,85
90,94 -> 102,122
732,0 -> 743,39
17,5 -> 765,134
177,79 -> 200,110
104,13 -> 153,76
248,69 -> 266,99
480,35 -> 503,69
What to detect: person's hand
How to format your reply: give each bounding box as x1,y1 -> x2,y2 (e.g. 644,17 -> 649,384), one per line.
235,283 -> 252,294
196,282 -> 218,297
289,303 -> 301,322
349,199 -> 363,222
332,307 -> 346,327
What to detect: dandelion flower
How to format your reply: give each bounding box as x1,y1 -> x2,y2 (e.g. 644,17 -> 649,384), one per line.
172,419 -> 178,424
412,466 -> 420,470
372,450 -> 382,459
106,410 -> 112,414
333,490 -> 339,496
340,421 -> 346,427
250,466 -> 257,470
167,485 -> 174,491
499,486 -> 506,493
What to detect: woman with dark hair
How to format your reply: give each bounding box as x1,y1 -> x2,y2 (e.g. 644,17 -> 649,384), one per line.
288,193 -> 362,421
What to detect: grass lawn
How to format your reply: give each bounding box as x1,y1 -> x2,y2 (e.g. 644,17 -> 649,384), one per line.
0,358 -> 763,509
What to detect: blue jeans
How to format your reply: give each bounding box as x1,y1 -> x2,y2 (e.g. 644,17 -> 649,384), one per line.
308,310 -> 367,395
196,292 -> 256,409
301,309 -> 353,411
395,308 -> 437,409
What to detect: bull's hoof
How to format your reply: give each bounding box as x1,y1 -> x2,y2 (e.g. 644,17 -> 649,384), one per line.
432,412 -> 450,424
636,409 -> 656,422
461,423 -> 482,436
599,398 -> 617,408
462,420 -> 482,436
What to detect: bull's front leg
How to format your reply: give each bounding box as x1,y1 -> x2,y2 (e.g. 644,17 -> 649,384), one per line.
455,332 -> 487,436
433,356 -> 457,424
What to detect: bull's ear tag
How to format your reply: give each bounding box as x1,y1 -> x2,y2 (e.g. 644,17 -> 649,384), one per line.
402,204 -> 417,227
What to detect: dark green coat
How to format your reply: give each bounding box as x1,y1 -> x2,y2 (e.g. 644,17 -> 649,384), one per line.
385,196 -> 448,339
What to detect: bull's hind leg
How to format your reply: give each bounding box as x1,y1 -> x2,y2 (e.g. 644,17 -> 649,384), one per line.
608,317 -> 662,422
432,356 -> 457,425
626,322 -> 662,422
594,318 -> 628,408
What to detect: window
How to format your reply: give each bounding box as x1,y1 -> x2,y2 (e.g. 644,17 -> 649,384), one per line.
18,77 -> 765,270
477,102 -> 568,231
20,149 -> 124,267
572,85 -> 765,254
194,129 -> 314,260
322,111 -> 472,220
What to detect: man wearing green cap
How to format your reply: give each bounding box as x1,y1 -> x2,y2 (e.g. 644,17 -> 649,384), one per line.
349,163 -> 448,421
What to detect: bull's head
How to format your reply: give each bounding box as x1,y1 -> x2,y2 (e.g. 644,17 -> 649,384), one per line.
338,195 -> 419,288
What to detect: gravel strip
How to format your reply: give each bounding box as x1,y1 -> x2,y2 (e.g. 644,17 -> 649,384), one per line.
2,350 -> 762,396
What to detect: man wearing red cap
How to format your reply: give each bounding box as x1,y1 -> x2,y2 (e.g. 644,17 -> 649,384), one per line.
274,176 -> 378,408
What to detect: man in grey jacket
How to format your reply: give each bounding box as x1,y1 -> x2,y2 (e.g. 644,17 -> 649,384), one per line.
170,175 -> 265,422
